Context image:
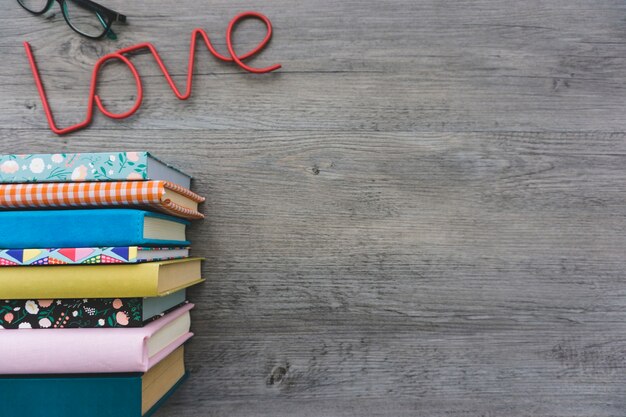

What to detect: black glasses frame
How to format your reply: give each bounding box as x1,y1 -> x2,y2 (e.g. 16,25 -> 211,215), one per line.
17,0 -> 126,40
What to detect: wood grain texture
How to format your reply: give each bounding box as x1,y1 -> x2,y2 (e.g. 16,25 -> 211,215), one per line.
1,1 -> 626,416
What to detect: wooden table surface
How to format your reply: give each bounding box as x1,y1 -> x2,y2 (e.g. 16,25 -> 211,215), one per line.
2,1 -> 626,415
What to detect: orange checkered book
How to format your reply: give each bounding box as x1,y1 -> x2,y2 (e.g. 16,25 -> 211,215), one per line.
0,180 -> 205,220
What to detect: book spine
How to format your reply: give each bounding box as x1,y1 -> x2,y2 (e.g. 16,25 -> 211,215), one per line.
0,375 -> 142,416
0,299 -> 189,329
0,182 -> 203,220
0,262 -> 158,299
0,246 -> 139,266
0,298 -> 145,329
0,304 -> 193,374
0,181 -> 164,209
0,152 -> 149,183
0,209 -> 149,248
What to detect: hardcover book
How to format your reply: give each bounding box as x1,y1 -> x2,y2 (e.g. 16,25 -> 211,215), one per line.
0,303 -> 193,374
0,290 -> 187,329
0,246 -> 190,266
0,346 -> 187,417
0,152 -> 191,188
0,258 -> 203,299
0,209 -> 189,248
0,180 -> 205,219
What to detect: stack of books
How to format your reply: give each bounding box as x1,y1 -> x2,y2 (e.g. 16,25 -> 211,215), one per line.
0,152 -> 204,416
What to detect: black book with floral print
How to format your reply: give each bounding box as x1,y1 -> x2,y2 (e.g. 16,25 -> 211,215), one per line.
0,289 -> 187,329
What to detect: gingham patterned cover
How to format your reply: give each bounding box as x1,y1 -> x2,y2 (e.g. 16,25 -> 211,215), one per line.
0,181 -> 205,219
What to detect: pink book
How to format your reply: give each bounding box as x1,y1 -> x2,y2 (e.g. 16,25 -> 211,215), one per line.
0,303 -> 193,374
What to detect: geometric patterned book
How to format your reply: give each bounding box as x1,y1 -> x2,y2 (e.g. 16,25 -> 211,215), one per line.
0,246 -> 190,266
0,291 -> 188,329
0,180 -> 205,219
0,152 -> 191,187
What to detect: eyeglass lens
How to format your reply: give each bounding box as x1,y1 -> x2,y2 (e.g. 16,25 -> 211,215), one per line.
62,0 -> 110,38
18,0 -> 49,13
19,0 -> 111,38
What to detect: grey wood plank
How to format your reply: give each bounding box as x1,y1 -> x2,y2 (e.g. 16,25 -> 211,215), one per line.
1,0 -> 626,132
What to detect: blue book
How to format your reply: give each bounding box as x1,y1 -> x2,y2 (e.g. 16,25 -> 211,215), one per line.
0,346 -> 187,417
0,209 -> 189,248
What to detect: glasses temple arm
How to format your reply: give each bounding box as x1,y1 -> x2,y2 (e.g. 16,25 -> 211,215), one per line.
70,0 -> 126,23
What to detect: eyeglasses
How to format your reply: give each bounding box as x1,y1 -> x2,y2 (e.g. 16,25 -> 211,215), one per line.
17,0 -> 126,40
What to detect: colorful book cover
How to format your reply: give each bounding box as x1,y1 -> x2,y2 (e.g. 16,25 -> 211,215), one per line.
0,246 -> 188,266
0,152 -> 191,187
0,209 -> 190,249
0,181 -> 205,219
0,303 -> 193,374
0,298 -> 189,329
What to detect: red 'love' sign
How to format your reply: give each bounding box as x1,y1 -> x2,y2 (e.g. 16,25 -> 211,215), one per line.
23,11 -> 282,135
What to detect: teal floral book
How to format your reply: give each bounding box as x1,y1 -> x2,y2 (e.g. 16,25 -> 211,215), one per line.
0,152 -> 191,187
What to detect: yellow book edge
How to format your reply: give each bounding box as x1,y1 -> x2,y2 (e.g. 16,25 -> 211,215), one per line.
142,346 -> 185,414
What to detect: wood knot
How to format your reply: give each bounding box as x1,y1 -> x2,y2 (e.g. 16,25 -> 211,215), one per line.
311,166 -> 320,175
266,365 -> 288,386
